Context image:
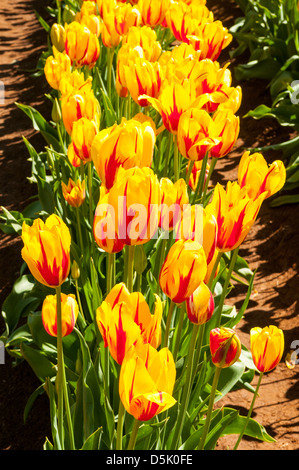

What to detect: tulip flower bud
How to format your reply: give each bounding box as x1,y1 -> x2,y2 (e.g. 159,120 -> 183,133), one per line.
210,108 -> 240,159
61,178 -> 86,208
186,282 -> 214,325
42,293 -> 78,337
159,177 -> 189,232
159,239 -> 207,304
50,23 -> 66,52
238,151 -> 286,200
250,325 -> 284,373
122,25 -> 162,62
21,214 -> 71,288
69,117 -> 99,163
71,260 -> 80,280
51,97 -> 62,123
210,327 -> 241,368
65,21 -> 100,68
44,47 -> 71,91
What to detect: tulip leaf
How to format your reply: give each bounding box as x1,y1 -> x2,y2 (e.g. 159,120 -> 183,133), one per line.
20,342 -> 56,382
15,102 -> 61,151
81,427 -> 103,450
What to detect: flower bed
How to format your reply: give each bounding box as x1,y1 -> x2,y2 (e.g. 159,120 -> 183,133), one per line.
0,0 -> 291,451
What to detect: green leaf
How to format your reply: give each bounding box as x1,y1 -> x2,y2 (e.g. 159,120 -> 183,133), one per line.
270,194 -> 299,206
81,427 -> 103,450
16,103 -> 60,151
20,342 -> 56,382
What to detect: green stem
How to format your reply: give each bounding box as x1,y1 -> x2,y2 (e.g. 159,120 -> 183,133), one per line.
163,132 -> 173,178
192,152 -> 209,204
76,207 -> 84,255
56,0 -> 61,24
207,251 -> 223,291
171,324 -> 200,449
88,162 -> 96,260
107,47 -> 115,99
106,252 -> 115,293
127,419 -> 141,450
116,399 -> 126,450
191,323 -> 205,380
57,122 -> 66,154
197,366 -> 222,450
173,135 -> 180,181
163,300 -> 175,348
172,304 -> 185,363
127,245 -> 135,293
214,247 -> 239,327
202,157 -> 217,205
185,160 -> 195,187
55,286 -> 75,450
233,372 -> 264,450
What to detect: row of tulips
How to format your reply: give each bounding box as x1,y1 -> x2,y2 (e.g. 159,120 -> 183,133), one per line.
1,0 -> 286,451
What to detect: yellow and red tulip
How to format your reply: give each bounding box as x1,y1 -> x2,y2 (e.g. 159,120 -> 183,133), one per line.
93,167 -> 161,251
114,2 -> 141,36
42,293 -> 78,337
61,178 -> 86,208
177,108 -> 218,161
238,151 -> 286,200
210,327 -> 241,368
159,238 -> 207,304
21,214 -> 71,288
186,282 -> 214,325
119,342 -> 176,421
96,283 -> 163,363
138,0 -> 169,27
61,79 -> 100,135
210,108 -> 240,159
159,177 -> 189,232
91,116 -> 155,190
124,57 -> 163,107
68,116 -> 98,164
206,181 -> 265,252
186,159 -> 210,192
188,20 -> 232,61
250,325 -> 284,373
65,21 -> 100,68
122,25 -> 162,62
44,47 -> 71,91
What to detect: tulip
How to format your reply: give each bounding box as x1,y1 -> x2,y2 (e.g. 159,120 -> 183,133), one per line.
138,0 -> 169,27
210,108 -> 240,159
186,282 -> 214,325
65,21 -> 100,68
116,43 -> 144,97
91,116 -> 155,190
50,23 -> 66,52
238,151 -> 286,200
44,47 -> 71,91
177,108 -> 218,162
96,284 -> 163,364
250,325 -> 284,373
122,25 -> 162,62
210,327 -> 241,368
175,204 -> 217,265
68,117 -> 98,163
206,181 -> 265,252
119,342 -> 176,421
146,80 -> 198,134
114,3 -> 141,36
58,69 -> 87,97
61,178 -> 86,207
166,2 -> 213,44
188,20 -> 232,61
94,167 -> 161,251
42,293 -> 78,337
159,177 -> 189,232
233,325 -> 284,450
61,79 -> 100,135
21,214 -> 71,288
124,57 -> 163,107
159,238 -> 207,304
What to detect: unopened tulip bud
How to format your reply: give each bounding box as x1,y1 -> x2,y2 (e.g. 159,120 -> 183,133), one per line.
51,97 -> 62,123
50,23 -> 66,52
71,260 -> 80,280
250,325 -> 284,373
186,282 -> 214,325
210,327 -> 241,368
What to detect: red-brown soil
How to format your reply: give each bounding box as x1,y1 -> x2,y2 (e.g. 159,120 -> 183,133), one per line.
0,0 -> 298,451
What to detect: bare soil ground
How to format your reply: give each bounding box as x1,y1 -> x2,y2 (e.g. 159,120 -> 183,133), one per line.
0,0 -> 298,451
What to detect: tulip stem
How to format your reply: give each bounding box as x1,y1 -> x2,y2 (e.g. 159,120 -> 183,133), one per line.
55,286 -> 75,450
172,304 -> 185,363
127,245 -> 135,293
88,162 -> 96,260
198,365 -> 222,450
192,152 -> 209,204
76,207 -> 84,254
56,0 -> 61,24
107,48 -> 114,100
185,160 -> 195,186
233,372 -> 264,450
207,251 -> 222,291
116,400 -> 126,450
173,135 -> 180,181
214,247 -> 239,327
127,419 -> 141,450
163,300 -> 175,348
171,324 -> 200,449
202,157 -> 217,205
